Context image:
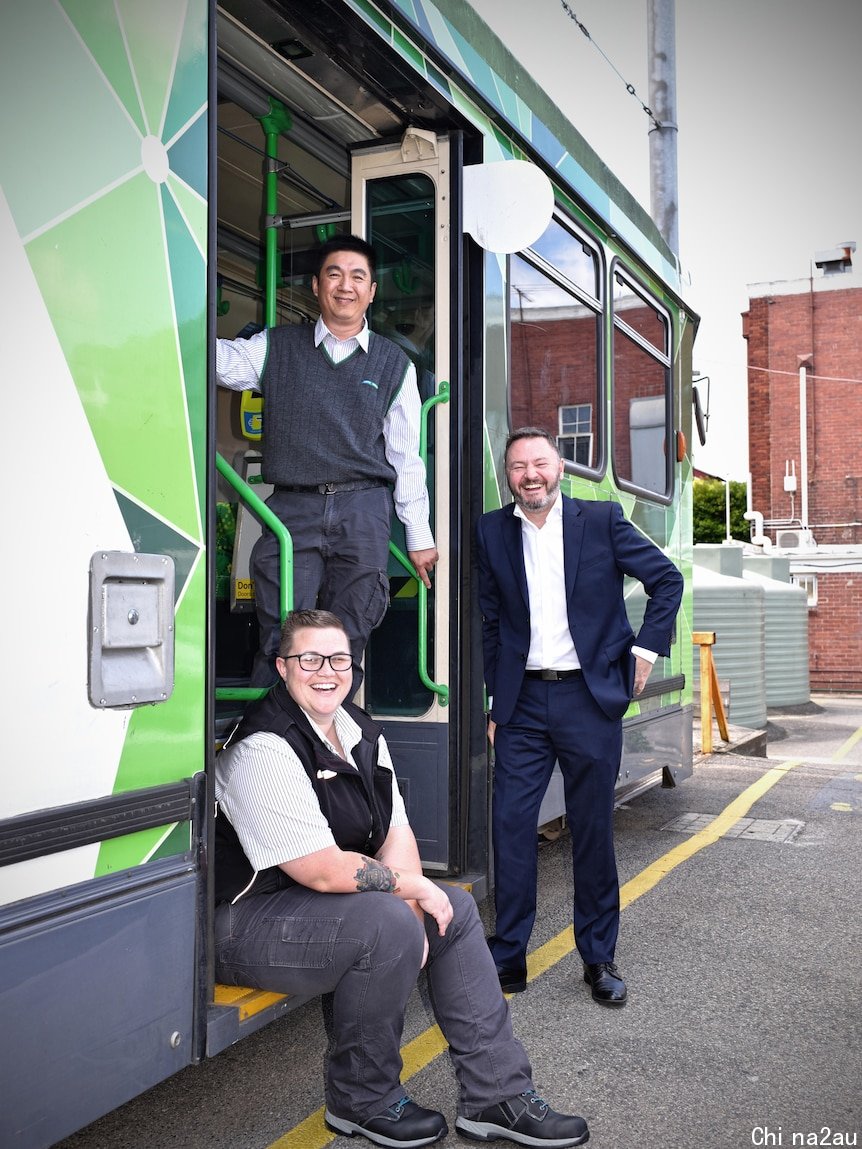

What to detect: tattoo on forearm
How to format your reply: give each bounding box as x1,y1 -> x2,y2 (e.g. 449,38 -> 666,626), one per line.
354,857 -> 400,893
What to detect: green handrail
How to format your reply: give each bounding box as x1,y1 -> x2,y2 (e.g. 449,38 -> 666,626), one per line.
387,541 -> 448,707
394,379 -> 451,706
215,453 -> 292,702
420,379 -> 449,457
214,380 -> 450,706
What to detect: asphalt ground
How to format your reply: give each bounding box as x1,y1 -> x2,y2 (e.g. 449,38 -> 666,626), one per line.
57,694 -> 861,1149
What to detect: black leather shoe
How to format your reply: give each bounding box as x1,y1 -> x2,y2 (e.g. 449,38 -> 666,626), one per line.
455,1090 -> 589,1146
496,965 -> 527,994
325,1097 -> 448,1147
582,961 -> 627,1007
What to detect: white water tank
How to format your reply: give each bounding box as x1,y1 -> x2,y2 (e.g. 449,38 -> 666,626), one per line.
693,545 -> 767,729
741,555 -> 810,706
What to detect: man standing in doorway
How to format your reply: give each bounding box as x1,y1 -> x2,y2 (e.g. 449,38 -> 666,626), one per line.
476,427 -> 683,1006
217,235 -> 438,688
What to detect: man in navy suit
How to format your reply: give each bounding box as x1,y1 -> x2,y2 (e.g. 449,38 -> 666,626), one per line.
476,428 -> 683,1006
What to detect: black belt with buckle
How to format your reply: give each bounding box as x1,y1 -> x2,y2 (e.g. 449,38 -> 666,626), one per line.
524,668 -> 582,681
276,480 -> 386,495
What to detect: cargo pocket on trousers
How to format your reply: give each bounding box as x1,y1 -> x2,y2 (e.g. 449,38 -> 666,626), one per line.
266,915 -> 341,969
363,569 -> 390,630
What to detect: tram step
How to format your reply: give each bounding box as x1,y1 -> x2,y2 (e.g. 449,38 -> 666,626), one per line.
208,981 -> 315,1058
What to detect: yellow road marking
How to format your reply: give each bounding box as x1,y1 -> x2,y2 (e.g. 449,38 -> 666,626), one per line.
269,1027 -> 450,1147
270,1110 -> 333,1149
268,756 -> 809,1149
525,757 -> 807,983
834,725 -> 862,760
616,758 -> 805,909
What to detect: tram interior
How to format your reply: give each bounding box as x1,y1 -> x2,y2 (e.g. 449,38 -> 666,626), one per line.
213,0 -> 460,703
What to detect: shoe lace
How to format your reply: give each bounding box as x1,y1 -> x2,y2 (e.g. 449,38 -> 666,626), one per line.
587,961 -> 619,976
388,1097 -> 412,1117
519,1090 -> 549,1115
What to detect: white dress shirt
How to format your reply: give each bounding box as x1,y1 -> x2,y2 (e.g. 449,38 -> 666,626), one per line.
515,495 -> 656,668
216,319 -> 434,550
516,497 -> 581,670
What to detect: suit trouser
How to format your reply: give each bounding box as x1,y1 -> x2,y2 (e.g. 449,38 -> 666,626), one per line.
248,486 -> 391,687
489,674 -> 622,971
214,884 -> 533,1120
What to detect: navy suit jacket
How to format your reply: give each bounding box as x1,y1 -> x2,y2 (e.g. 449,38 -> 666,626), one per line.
476,495 -> 684,724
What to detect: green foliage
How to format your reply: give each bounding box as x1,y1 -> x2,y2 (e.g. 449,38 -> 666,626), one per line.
693,478 -> 749,544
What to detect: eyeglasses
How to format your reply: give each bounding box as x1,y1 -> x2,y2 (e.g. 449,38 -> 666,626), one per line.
280,652 -> 353,673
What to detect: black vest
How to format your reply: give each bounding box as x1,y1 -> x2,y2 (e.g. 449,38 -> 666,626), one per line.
215,687 -> 394,903
260,325 -> 408,486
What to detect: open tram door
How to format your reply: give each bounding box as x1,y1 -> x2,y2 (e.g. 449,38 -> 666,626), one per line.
213,0 -> 492,892
350,135 -> 476,885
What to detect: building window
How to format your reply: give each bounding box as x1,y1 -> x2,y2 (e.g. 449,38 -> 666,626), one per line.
558,404 -> 593,465
791,573 -> 818,608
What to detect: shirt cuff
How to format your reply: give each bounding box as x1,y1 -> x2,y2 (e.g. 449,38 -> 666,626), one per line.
631,645 -> 657,664
404,525 -> 436,551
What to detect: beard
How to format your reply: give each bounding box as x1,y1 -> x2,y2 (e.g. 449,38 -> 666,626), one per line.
509,473 -> 561,514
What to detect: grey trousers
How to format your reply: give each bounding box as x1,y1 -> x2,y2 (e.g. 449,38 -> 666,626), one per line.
248,485 -> 392,687
214,884 -> 534,1120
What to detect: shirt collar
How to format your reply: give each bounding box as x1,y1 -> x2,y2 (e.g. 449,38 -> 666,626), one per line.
314,315 -> 370,352
514,492 -> 563,529
304,705 -> 362,758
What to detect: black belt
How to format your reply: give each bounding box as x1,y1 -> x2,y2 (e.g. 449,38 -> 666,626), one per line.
524,668 -> 582,681
276,479 -> 386,495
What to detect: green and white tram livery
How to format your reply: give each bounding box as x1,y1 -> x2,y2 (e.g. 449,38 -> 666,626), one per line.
0,1 -> 695,1145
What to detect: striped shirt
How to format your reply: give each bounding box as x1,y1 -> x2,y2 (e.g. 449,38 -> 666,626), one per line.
216,318 -> 434,550
215,705 -> 409,873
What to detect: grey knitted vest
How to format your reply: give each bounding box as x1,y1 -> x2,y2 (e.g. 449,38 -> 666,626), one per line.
259,325 -> 409,487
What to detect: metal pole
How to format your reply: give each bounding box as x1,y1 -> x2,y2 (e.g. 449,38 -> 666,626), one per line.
799,365 -> 809,531
647,0 -> 679,255
259,101 -> 293,329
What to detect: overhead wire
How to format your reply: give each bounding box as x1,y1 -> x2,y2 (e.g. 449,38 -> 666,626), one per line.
558,1 -> 663,130
694,356 -> 862,386
745,364 -> 862,384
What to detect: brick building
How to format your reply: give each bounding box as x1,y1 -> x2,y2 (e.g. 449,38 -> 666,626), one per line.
742,242 -> 862,692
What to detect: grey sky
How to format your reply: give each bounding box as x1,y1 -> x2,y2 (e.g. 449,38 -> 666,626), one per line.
469,0 -> 862,479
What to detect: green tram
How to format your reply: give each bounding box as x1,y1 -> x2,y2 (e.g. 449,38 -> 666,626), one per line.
0,1 -> 696,1144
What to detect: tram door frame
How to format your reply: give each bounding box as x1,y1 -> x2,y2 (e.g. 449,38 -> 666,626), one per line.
350,136 -> 457,873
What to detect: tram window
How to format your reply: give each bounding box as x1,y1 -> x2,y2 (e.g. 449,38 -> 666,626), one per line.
509,253 -> 602,473
613,274 -> 668,354
529,217 -> 599,299
612,328 -> 670,497
612,270 -> 672,500
364,172 -> 437,717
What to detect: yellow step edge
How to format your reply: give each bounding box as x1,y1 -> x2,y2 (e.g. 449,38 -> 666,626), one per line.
214,983 -> 289,1020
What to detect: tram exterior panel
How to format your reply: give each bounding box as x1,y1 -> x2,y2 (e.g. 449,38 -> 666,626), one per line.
0,1 -> 695,1144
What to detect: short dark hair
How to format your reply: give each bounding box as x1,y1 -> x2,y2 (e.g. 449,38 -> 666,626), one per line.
277,609 -> 349,658
314,234 -> 376,280
504,426 -> 560,464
